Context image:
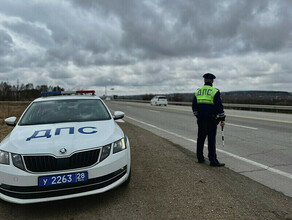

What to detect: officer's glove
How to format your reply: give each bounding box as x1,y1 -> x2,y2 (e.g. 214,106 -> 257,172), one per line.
220,121 -> 225,128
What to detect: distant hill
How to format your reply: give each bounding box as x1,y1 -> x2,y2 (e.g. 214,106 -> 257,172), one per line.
117,91 -> 292,105
221,91 -> 292,105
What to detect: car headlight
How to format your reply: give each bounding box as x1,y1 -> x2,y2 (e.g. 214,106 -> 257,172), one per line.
11,153 -> 25,170
100,144 -> 111,162
113,138 -> 126,154
0,150 -> 9,165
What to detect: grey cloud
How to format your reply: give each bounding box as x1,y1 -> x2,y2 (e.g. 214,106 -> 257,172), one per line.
3,21 -> 54,48
47,69 -> 72,79
3,0 -> 292,65
0,29 -> 14,55
70,51 -> 137,67
0,0 -> 292,94
0,65 -> 13,73
1,0 -> 126,68
76,0 -> 292,58
91,76 -> 121,87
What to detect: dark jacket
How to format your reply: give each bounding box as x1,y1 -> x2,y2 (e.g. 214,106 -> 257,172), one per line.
192,82 -> 225,121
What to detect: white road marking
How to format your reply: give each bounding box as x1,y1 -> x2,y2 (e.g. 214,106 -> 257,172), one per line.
149,110 -> 160,113
125,115 -> 292,180
227,114 -> 292,124
226,123 -> 258,130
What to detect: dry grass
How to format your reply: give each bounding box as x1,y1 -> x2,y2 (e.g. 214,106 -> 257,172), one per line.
0,101 -> 30,141
0,101 -> 30,120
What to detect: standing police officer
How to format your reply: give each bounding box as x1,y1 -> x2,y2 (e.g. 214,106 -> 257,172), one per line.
192,73 -> 226,167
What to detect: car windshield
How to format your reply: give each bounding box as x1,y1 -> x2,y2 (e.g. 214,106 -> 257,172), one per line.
19,99 -> 111,125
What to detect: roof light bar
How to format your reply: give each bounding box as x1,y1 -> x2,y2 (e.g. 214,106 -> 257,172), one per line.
61,91 -> 76,95
40,91 -> 61,95
76,90 -> 95,95
41,90 -> 95,96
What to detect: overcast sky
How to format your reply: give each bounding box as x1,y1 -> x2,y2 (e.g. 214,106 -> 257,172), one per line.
0,0 -> 292,96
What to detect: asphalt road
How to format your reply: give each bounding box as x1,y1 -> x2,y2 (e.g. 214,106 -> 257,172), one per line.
0,122 -> 291,219
106,101 -> 292,197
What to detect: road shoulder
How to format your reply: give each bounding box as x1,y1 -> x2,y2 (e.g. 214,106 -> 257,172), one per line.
118,122 -> 292,219
0,121 -> 291,219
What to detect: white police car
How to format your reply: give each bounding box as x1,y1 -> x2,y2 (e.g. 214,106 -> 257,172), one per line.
0,90 -> 131,204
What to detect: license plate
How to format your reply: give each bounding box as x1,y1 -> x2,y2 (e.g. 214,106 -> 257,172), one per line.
39,172 -> 88,187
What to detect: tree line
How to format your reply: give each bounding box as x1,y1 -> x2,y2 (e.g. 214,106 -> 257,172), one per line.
0,81 -> 64,101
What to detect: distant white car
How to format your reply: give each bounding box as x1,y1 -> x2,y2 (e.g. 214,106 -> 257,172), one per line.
150,96 -> 168,106
0,90 -> 131,204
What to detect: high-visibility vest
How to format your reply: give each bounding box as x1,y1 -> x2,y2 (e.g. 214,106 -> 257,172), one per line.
195,85 -> 218,104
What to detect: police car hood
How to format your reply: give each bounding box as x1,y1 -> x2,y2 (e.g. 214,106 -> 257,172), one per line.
3,120 -> 123,156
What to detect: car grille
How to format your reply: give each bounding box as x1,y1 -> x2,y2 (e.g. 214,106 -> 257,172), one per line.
23,149 -> 100,172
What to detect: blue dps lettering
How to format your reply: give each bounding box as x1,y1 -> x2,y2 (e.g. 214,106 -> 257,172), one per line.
55,127 -> 74,135
26,126 -> 97,141
78,127 -> 98,134
26,129 -> 51,141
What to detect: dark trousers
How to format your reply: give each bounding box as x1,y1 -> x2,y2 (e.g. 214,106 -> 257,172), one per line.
197,117 -> 218,163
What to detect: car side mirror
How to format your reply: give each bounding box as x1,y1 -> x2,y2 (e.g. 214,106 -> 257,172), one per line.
113,111 -> 124,120
5,117 -> 17,127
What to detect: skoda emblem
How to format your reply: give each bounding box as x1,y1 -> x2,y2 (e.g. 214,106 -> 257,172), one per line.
59,148 -> 67,154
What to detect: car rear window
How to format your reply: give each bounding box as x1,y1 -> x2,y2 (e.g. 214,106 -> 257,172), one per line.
19,99 -> 111,125
158,96 -> 167,99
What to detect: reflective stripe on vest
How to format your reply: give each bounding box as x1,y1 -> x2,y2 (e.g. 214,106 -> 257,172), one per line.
195,85 -> 218,104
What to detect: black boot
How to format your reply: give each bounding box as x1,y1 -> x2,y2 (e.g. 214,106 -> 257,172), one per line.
210,160 -> 225,167
198,159 -> 205,163
197,156 -> 205,163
